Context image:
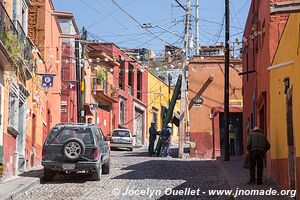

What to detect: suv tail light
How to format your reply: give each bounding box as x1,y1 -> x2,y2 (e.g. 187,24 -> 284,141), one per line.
93,149 -> 99,159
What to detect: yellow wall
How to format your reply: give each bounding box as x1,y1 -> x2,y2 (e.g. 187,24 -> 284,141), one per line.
147,72 -> 180,144
270,14 -> 300,159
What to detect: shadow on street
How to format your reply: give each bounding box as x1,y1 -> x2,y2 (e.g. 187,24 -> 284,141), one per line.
113,157 -> 230,199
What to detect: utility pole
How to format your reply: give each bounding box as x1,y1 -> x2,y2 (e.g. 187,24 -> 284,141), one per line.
195,0 -> 199,55
224,0 -> 230,161
81,27 -> 87,122
75,38 -> 81,122
179,0 -> 191,158
76,27 -> 87,123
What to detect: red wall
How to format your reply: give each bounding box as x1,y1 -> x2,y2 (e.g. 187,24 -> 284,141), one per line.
61,42 -> 77,123
3,133 -> 16,176
97,109 -> 110,135
242,0 -> 288,182
96,44 -> 148,139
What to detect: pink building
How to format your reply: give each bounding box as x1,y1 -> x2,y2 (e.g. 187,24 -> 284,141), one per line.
87,43 -> 148,145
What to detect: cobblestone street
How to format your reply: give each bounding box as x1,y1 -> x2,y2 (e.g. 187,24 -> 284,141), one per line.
15,148 -> 230,200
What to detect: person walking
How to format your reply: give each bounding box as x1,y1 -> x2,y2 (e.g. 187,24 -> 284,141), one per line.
247,126 -> 270,185
160,123 -> 172,157
148,122 -> 158,156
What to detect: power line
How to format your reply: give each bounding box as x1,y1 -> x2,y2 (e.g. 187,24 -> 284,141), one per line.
231,0 -> 250,22
110,0 -> 174,46
214,14 -> 225,44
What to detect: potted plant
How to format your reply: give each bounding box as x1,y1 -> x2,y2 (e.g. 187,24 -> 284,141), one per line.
96,68 -> 106,84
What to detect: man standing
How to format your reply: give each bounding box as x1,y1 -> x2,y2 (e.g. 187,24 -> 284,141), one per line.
247,126 -> 270,185
148,122 -> 158,156
229,124 -> 235,156
87,118 -> 93,124
161,123 -> 172,157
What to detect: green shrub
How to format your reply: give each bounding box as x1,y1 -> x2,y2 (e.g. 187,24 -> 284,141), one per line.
0,28 -> 22,64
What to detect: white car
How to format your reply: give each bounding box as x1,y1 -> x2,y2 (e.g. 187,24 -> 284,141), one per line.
109,129 -> 134,151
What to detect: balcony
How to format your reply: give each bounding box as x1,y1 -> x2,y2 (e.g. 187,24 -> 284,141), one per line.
14,20 -> 33,61
92,78 -> 118,104
0,3 -> 33,71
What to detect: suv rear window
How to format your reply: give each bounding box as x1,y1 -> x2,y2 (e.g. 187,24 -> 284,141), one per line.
112,130 -> 130,137
46,126 -> 94,144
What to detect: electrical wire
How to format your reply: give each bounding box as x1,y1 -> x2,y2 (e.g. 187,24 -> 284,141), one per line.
110,0 -> 174,47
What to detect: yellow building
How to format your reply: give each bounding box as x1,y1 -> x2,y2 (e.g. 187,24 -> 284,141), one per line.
147,71 -> 180,145
270,14 -> 300,191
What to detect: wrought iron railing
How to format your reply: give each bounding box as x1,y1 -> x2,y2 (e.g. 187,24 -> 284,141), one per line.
0,3 -> 18,35
14,20 -> 33,61
0,3 -> 33,63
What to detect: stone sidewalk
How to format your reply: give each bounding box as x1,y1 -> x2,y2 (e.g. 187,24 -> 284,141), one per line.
217,156 -> 295,200
0,167 -> 43,200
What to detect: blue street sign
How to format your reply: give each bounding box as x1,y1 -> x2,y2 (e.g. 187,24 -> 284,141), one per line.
42,74 -> 54,88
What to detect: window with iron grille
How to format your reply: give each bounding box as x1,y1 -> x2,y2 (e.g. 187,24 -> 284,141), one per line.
137,70 -> 142,100
128,64 -> 134,95
119,62 -> 125,90
8,87 -> 19,132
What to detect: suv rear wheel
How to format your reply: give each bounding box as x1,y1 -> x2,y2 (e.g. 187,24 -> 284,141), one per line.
91,164 -> 102,181
102,160 -> 110,174
43,168 -> 55,181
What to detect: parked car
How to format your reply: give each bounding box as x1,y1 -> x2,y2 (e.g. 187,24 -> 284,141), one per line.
42,123 -> 110,181
109,129 -> 134,151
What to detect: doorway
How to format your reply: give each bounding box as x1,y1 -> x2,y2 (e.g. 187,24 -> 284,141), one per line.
219,112 -> 243,156
134,108 -> 144,146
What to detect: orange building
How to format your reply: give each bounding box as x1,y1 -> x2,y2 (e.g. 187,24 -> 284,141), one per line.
188,53 -> 243,159
1,0 -> 35,175
25,50 -> 47,169
25,0 -> 65,170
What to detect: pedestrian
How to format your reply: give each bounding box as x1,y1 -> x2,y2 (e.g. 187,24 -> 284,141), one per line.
160,123 -> 172,157
148,122 -> 158,156
229,124 -> 235,156
247,126 -> 270,185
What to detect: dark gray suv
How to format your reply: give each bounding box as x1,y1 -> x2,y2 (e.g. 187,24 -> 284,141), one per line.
42,123 -> 110,181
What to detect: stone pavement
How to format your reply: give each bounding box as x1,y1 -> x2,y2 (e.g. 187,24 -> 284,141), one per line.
0,167 -> 43,200
13,148 -> 230,200
217,155 -> 295,200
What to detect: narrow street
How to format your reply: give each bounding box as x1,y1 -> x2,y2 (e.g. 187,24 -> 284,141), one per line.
15,148 -> 230,200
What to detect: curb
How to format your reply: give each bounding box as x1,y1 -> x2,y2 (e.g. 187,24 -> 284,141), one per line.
216,158 -> 235,199
3,176 -> 42,200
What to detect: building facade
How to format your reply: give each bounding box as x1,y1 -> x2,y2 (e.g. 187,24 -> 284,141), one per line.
1,0 -> 34,175
54,11 -> 79,123
188,55 -> 243,159
85,42 -> 119,135
147,71 -> 180,145
99,43 -> 148,145
270,13 -> 300,193
242,0 -> 288,173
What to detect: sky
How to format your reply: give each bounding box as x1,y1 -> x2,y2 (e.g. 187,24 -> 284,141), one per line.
52,0 -> 251,55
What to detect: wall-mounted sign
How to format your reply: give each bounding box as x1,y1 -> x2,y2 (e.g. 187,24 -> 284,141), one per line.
193,96 -> 204,107
42,74 -> 54,88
